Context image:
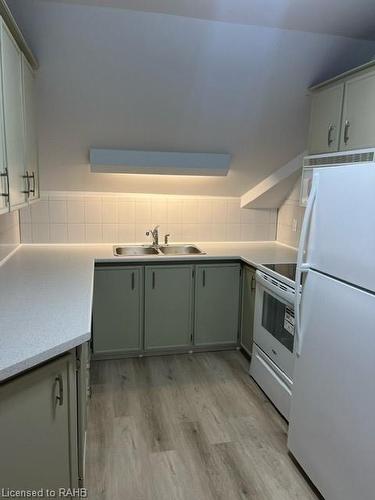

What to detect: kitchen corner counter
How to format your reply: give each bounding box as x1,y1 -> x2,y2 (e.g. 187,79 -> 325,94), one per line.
0,242 -> 296,381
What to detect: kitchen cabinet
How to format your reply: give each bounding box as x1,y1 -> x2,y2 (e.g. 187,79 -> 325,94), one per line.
1,21 -> 28,210
22,54 -> 39,201
93,267 -> 143,355
340,71 -> 375,151
307,64 -> 375,154
240,265 -> 256,356
0,353 -> 79,490
0,21 -> 39,213
307,83 -> 344,154
144,265 -> 193,350
194,264 -> 241,346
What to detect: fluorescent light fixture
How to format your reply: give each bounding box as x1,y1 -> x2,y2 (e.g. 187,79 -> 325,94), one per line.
90,148 -> 231,176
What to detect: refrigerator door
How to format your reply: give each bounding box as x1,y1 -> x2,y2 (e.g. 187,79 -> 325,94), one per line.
288,270 -> 375,500
305,165 -> 375,293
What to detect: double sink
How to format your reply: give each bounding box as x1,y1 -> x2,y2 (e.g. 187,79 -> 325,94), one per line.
113,244 -> 205,256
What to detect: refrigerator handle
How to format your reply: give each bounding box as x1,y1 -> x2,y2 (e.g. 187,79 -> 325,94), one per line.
295,173 -> 319,356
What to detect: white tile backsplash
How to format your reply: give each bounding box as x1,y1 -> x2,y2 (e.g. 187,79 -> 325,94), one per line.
167,200 -> 182,223
102,200 -> 117,224
67,223 -> 85,243
151,199 -> 168,224
31,200 -> 49,224
49,223 -> 68,243
135,200 -> 151,224
85,223 -> 102,243
21,192 -> 278,244
67,200 -> 85,223
84,199 -> 102,224
118,200 -> 135,223
227,199 -> 241,224
49,200 -> 67,223
211,199 -> 227,223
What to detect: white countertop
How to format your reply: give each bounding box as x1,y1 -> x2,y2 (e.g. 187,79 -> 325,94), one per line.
0,242 -> 296,381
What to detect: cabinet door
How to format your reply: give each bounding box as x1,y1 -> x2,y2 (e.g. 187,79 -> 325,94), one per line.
340,71 -> 375,150
307,84 -> 344,154
22,54 -> 39,201
0,354 -> 78,489
144,265 -> 193,350
240,266 -> 256,355
93,267 -> 143,355
1,22 -> 28,209
194,264 -> 241,346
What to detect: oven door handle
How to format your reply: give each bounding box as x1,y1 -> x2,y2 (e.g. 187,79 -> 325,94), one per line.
256,273 -> 295,305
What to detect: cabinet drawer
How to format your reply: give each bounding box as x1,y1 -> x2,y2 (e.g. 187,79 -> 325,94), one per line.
250,344 -> 292,420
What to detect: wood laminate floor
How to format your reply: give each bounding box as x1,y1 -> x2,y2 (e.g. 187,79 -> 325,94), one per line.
86,351 -> 319,500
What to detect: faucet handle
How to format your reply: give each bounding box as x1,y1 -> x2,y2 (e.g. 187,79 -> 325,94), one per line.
164,233 -> 171,245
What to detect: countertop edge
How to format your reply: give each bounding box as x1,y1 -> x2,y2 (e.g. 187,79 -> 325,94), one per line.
0,242 -> 296,383
0,331 -> 91,382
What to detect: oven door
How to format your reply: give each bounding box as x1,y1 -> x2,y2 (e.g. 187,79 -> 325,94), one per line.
253,271 -> 295,379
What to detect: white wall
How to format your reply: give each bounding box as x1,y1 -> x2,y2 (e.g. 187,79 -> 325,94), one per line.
20,193 -> 277,244
0,211 -> 20,261
9,0 -> 375,196
276,178 -> 305,248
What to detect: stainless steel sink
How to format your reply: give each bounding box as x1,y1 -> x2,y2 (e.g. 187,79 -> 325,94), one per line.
113,245 -> 160,256
159,244 -> 205,255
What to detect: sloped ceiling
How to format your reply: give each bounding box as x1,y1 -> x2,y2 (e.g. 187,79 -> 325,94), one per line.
8,0 -> 375,196
39,0 -> 375,40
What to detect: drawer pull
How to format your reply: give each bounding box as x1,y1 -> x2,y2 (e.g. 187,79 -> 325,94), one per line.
327,124 -> 335,146
55,375 -> 64,406
344,120 -> 350,144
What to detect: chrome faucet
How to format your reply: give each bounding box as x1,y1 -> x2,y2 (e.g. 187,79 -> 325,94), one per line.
164,233 -> 170,245
146,225 -> 160,247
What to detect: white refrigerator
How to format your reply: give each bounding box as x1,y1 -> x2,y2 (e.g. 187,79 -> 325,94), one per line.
287,162 -> 375,500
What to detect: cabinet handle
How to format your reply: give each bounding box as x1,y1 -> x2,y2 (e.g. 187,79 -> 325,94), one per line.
29,172 -> 35,194
131,271 -> 135,290
344,120 -> 350,144
327,124 -> 335,146
0,168 -> 10,204
152,271 -> 155,289
251,276 -> 256,291
202,270 -> 206,287
55,374 -> 64,406
21,171 -> 30,196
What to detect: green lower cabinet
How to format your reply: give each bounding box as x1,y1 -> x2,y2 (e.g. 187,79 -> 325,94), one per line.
0,354 -> 78,490
194,264 -> 241,346
240,265 -> 256,355
144,265 -> 193,350
93,267 -> 143,355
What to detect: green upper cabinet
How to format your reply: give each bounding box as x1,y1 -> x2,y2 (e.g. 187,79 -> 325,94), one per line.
340,71 -> 375,151
194,264 -> 241,347
308,64 -> 375,154
22,54 -> 39,201
93,267 -> 143,355
307,83 -> 344,154
0,353 -> 78,490
144,265 -> 193,350
1,21 -> 28,210
240,266 -> 256,356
